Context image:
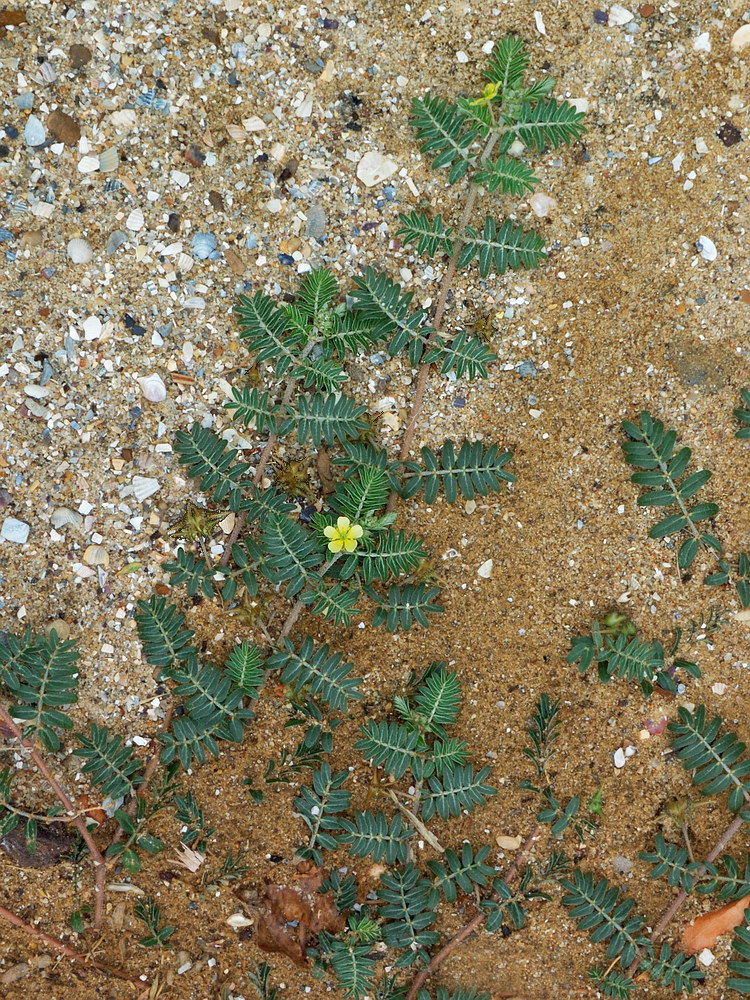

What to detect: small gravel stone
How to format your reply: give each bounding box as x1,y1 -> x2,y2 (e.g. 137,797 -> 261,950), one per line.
1,518 -> 30,544
23,115 -> 46,147
356,151 -> 397,187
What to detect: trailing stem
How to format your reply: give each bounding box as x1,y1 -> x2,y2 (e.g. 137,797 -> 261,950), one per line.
0,704 -> 107,929
405,823 -> 542,1000
626,811 -> 748,977
387,133 -> 500,513
0,904 -> 139,982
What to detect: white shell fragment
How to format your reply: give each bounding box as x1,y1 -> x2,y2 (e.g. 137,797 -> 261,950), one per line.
226,913 -> 254,929
732,25 -> 750,52
67,238 -> 93,264
608,4 -> 634,26
1,518 -> 30,544
138,373 -> 167,402
131,476 -> 161,501
534,10 -> 546,35
356,151 -> 397,187
696,235 -> 717,261
613,748 -> 627,768
50,507 -> 83,530
477,559 -> 494,579
126,209 -> 145,232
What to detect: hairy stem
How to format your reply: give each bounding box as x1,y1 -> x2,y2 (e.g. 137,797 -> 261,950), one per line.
405,823 -> 541,1000
0,904 -> 138,982
387,130 -> 501,513
627,810 -> 747,977
0,705 -> 107,928
277,556 -> 339,643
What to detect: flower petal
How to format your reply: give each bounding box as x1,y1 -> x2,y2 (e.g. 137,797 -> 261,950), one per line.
323,525 -> 336,539
336,516 -> 351,531
343,537 -> 358,552
327,538 -> 344,553
349,525 -> 364,539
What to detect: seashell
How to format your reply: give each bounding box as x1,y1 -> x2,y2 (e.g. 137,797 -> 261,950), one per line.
225,123 -> 247,142
99,147 -> 119,172
226,913 -> 253,929
138,373 -> 167,403
84,544 -> 109,567
0,229 -> 14,243
103,178 -> 123,194
82,316 -> 102,340
109,109 -> 137,129
732,24 -> 750,52
176,251 -> 193,272
67,237 -> 93,263
126,209 -> 144,232
242,115 -> 266,132
191,232 -> 218,260
131,476 -> 161,501
51,507 -> 83,530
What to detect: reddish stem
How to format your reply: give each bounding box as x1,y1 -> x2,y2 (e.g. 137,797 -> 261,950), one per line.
0,705 -> 107,928
0,904 -> 139,983
405,824 -> 542,1000
626,810 -> 747,976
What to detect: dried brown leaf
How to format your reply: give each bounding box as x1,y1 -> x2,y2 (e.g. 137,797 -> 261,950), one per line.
255,862 -> 345,965
681,893 -> 750,954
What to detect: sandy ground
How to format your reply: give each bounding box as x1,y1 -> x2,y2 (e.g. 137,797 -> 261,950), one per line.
1,1 -> 750,998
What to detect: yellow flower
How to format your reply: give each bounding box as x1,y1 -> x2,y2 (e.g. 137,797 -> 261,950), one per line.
469,82 -> 499,106
323,516 -> 364,554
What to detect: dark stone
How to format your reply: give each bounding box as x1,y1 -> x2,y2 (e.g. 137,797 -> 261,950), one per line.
718,121 -> 742,148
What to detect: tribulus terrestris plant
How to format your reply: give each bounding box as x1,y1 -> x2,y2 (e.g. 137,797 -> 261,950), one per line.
283,683 -> 594,1000
621,401 -> 750,606
0,35 -> 585,990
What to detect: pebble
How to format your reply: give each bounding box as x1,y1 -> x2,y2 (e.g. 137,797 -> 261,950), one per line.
77,155 -> 100,174
456,50 -> 469,63
608,4 -> 634,26
612,856 -> 634,875
529,192 -> 557,218
67,238 -> 93,264
23,115 -> 46,147
698,949 -> 714,967
356,151 -> 398,187
47,110 -> 81,145
82,316 -> 102,340
106,230 -> 128,254
138,373 -> 167,403
613,747 -> 626,768
496,834 -> 522,850
1,518 -> 30,544
15,93 -> 34,111
696,235 -> 717,262
69,43 -> 92,68
693,32 -> 711,53
306,203 -> 327,239
477,559 -> 494,579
